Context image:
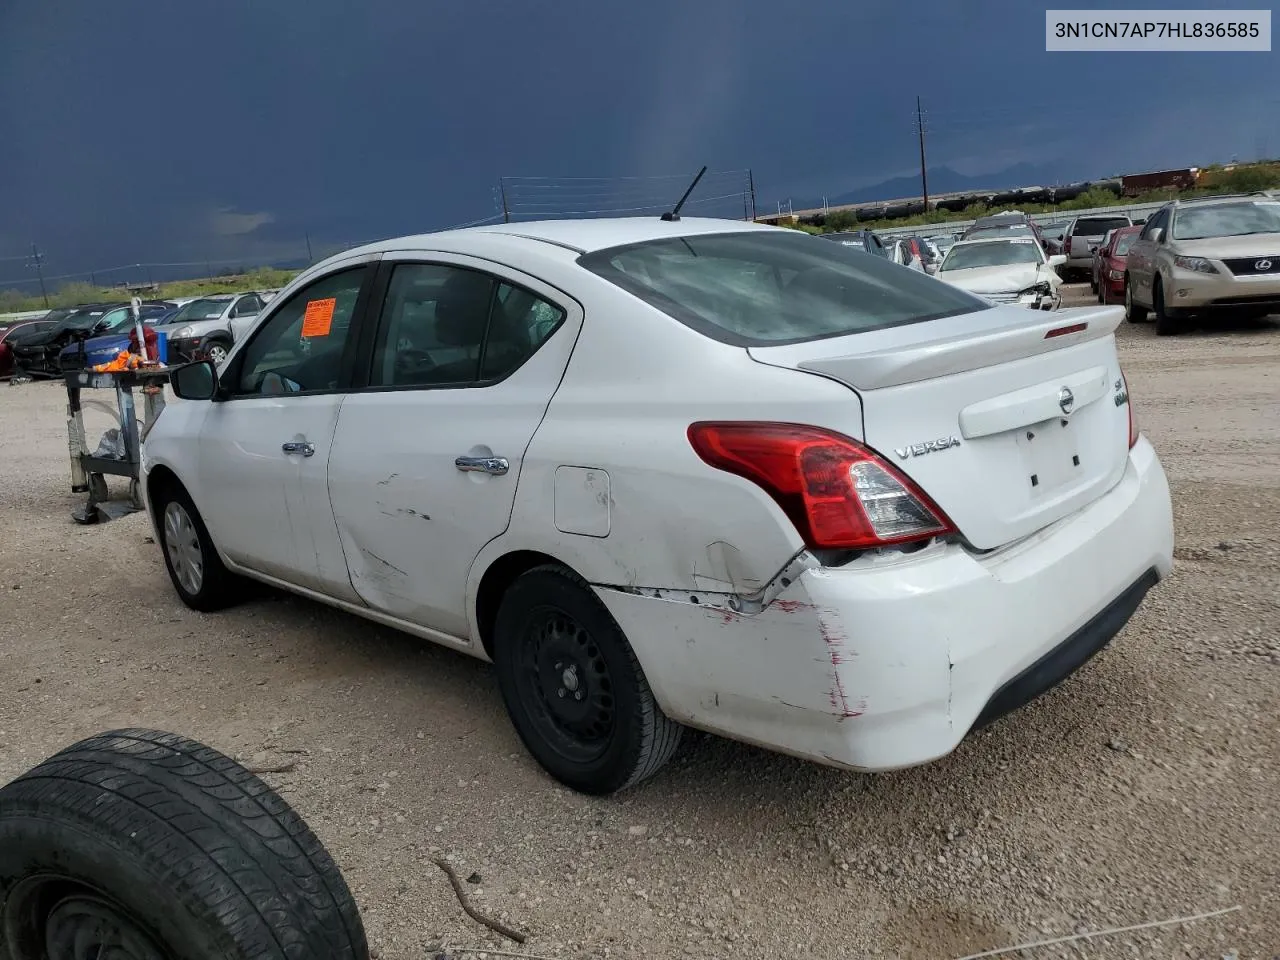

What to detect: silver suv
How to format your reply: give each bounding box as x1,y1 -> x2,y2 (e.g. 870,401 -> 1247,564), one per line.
156,293 -> 265,364
1124,193 -> 1280,335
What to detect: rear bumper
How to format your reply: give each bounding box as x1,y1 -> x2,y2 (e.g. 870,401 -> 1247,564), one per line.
595,437 -> 1174,772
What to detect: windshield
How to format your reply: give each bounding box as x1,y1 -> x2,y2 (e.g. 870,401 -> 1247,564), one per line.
1171,201 -> 1280,240
1114,234 -> 1138,256
965,226 -> 1035,241
578,231 -> 988,346
940,240 -> 1043,271
53,309 -> 109,334
167,298 -> 230,323
1075,217 -> 1130,236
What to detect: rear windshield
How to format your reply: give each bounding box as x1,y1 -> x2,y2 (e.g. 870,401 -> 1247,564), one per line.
965,226 -> 1035,241
577,231 -> 988,346
1075,217 -> 1130,236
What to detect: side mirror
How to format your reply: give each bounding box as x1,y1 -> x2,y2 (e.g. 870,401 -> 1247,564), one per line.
170,360 -> 218,401
1047,254 -> 1067,267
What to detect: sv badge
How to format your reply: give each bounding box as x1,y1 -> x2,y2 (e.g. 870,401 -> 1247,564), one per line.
895,436 -> 962,460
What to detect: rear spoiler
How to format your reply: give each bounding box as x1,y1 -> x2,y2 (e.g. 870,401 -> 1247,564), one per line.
781,306 -> 1124,391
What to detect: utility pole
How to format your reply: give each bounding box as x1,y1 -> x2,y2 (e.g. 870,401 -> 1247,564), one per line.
916,96 -> 930,212
28,243 -> 49,307
748,169 -> 757,221
305,231 -> 314,263
499,180 -> 511,224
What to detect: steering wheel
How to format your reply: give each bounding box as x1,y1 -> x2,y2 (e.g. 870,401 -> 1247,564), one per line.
393,347 -> 436,379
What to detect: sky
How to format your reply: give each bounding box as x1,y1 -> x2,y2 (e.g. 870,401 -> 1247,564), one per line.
0,0 -> 1275,286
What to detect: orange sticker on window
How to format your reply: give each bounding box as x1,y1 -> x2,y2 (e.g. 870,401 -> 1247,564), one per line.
301,298 -> 336,337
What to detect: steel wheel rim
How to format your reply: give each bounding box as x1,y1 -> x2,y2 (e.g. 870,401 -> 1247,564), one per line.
162,501 -> 203,595
517,606 -> 615,764
45,896 -> 167,960
3,879 -> 171,960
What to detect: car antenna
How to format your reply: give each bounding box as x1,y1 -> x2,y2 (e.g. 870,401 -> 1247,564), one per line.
661,166 -> 708,222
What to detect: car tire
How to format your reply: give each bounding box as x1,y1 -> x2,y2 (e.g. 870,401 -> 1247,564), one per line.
153,480 -> 240,611
493,564 -> 683,795
0,729 -> 368,960
1124,277 -> 1148,322
1152,278 -> 1185,336
202,338 -> 231,366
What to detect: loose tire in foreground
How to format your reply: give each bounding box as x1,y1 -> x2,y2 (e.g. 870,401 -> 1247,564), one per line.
0,729 -> 368,960
493,565 -> 683,795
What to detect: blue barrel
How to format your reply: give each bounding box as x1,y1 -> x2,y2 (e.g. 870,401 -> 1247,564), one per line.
155,331 -> 169,364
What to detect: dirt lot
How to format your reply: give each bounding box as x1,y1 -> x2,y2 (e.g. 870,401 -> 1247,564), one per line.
2,288 -> 1278,960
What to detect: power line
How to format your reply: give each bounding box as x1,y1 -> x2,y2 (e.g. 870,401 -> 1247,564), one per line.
28,243 -> 48,308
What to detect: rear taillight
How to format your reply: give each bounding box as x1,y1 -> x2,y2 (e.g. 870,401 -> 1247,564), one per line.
687,422 -> 956,550
1122,373 -> 1139,448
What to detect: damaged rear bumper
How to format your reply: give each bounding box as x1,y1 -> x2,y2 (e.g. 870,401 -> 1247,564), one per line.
592,437 -> 1173,772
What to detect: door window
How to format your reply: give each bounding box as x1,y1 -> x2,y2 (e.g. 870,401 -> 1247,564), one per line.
231,295 -> 261,317
1139,209 -> 1167,240
232,268 -> 365,396
369,263 -> 565,388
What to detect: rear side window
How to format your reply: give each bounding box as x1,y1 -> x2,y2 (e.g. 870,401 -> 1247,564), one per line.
579,232 -> 989,347
1075,217 -> 1131,236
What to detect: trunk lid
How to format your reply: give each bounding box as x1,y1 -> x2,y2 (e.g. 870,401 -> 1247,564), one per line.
747,304 -> 1133,551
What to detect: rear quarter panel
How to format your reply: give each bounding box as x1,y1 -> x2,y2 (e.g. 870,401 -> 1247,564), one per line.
468,271 -> 863,603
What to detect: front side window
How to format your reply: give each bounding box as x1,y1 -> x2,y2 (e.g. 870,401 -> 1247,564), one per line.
369,263 -> 565,388
579,231 -> 987,347
233,268 -> 365,396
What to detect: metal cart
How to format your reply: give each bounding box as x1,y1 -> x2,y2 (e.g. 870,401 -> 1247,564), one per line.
63,298 -> 172,522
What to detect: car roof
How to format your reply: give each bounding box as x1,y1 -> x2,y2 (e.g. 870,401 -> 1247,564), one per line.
345,217 -> 779,259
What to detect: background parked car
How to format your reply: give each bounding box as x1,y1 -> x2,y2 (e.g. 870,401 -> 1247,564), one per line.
1061,213 -> 1133,279
935,236 -> 1066,309
1123,193 -> 1280,334
0,315 -> 63,378
10,304 -> 114,377
57,301 -> 177,372
822,230 -> 888,257
885,238 -> 927,271
155,292 -> 266,364
1096,225 -> 1142,305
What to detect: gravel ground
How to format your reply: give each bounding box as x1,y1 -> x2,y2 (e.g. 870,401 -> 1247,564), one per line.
1,287 -> 1277,960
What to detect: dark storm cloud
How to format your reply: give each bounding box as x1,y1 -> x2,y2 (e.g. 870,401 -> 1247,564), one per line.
0,0 -> 1270,279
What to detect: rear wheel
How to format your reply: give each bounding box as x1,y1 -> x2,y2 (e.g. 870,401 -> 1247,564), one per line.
493,565 -> 683,794
1153,278 -> 1185,336
1124,277 -> 1148,322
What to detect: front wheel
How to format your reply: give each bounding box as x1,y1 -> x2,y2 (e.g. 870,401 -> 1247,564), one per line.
1153,278 -> 1186,336
1125,277 -> 1149,322
202,339 -> 231,366
154,482 -> 240,611
493,566 -> 683,795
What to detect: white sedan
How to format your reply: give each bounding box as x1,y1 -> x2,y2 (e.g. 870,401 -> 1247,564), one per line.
936,236 -> 1067,310
143,217 -> 1174,794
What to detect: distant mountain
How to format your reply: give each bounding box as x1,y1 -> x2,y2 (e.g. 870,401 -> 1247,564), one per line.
797,161 -> 1098,210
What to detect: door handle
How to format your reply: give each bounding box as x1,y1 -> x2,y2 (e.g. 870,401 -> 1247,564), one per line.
455,455 -> 509,476
282,441 -> 315,457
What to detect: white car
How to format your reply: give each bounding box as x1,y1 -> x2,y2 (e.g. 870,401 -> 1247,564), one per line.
143,218 -> 1174,795
936,236 -> 1067,310
885,238 -> 927,272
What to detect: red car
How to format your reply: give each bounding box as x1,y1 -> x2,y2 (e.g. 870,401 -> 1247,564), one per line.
1095,225 -> 1143,305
